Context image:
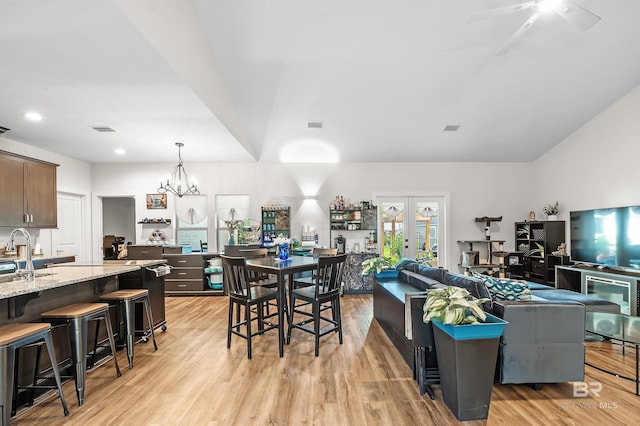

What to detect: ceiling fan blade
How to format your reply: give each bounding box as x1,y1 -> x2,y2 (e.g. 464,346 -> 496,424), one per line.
468,2 -> 537,23
494,12 -> 541,56
555,1 -> 601,31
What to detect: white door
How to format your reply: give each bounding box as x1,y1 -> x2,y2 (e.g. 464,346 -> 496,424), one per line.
377,196 -> 446,267
52,192 -> 84,262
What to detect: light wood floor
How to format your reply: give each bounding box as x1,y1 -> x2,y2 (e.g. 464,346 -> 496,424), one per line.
12,295 -> 640,425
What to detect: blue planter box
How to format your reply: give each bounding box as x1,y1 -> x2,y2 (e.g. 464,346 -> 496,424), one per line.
433,313 -> 507,341
374,269 -> 399,279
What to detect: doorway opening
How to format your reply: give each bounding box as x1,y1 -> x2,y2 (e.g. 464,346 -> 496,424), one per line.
102,197 -> 135,259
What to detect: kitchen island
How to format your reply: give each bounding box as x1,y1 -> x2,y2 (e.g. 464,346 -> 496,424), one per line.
0,263 -> 155,412
0,264 -> 143,323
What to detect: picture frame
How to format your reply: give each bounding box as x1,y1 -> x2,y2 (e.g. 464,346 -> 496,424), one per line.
147,193 -> 167,209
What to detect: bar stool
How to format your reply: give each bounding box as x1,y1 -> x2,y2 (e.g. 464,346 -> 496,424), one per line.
99,289 -> 157,369
0,323 -> 69,425
41,303 -> 121,406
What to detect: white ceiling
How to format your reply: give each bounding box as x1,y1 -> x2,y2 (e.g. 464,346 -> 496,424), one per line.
1,0 -> 639,164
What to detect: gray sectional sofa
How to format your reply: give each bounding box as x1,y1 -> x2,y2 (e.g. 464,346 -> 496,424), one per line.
373,261 -> 620,390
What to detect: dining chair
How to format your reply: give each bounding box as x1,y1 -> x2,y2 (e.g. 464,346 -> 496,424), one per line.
287,254 -> 346,356
291,247 -> 339,289
238,248 -> 277,287
221,255 -> 282,359
239,248 -> 279,316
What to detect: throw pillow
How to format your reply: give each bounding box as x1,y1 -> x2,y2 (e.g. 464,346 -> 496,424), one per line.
484,276 -> 532,301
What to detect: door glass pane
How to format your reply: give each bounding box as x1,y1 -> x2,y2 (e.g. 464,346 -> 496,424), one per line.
416,202 -> 438,266
381,202 -> 404,261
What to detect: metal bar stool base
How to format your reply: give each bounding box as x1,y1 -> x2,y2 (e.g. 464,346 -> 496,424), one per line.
41,303 -> 121,406
100,289 -> 158,369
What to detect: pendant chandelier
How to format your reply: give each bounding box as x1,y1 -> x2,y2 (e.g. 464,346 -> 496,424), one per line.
158,142 -> 200,198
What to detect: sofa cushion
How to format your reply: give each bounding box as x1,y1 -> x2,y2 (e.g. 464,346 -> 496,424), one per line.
443,272 -> 493,313
444,272 -> 491,300
532,289 -> 621,313
417,265 -> 448,283
399,270 -> 440,291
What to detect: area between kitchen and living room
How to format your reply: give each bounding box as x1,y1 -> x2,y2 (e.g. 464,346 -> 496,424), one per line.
2,81 -> 640,423
1,146 -> 639,423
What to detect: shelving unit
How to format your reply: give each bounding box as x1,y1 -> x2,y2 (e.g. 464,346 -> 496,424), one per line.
329,207 -> 377,252
514,221 -> 566,284
204,265 -> 224,295
138,219 -> 172,225
545,254 -> 571,286
456,240 -> 506,275
261,207 -> 290,246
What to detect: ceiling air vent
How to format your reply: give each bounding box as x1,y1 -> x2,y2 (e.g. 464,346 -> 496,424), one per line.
0,126 -> 9,135
91,126 -> 116,132
443,124 -> 461,132
307,121 -> 323,129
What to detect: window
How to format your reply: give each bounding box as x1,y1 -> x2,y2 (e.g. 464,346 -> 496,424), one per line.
175,195 -> 208,251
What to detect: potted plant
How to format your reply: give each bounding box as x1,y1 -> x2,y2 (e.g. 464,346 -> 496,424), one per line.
423,286 -> 507,421
543,201 -> 559,220
361,256 -> 397,278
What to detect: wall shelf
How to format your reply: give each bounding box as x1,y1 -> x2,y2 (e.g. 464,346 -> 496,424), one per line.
138,219 -> 172,225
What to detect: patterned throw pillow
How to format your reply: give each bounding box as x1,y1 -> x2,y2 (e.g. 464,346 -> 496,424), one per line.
486,276 -> 532,301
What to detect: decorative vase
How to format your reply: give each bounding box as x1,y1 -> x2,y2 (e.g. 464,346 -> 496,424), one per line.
547,214 -> 558,221
277,243 -> 290,261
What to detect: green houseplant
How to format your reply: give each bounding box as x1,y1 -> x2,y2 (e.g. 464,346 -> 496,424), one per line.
422,286 -> 488,325
361,256 -> 394,275
422,286 -> 507,421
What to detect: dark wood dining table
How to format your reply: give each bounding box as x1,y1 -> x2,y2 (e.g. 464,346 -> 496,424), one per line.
245,255 -> 318,353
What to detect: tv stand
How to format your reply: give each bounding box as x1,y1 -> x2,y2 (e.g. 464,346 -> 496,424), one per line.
556,265 -> 639,316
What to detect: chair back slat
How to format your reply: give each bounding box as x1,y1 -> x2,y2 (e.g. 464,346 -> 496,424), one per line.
313,247 -> 338,256
238,248 -> 269,259
220,255 -> 251,297
315,254 -> 347,296
238,248 -> 271,282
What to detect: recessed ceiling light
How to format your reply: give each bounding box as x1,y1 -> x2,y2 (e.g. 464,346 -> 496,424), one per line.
114,148 -> 126,155
24,112 -> 43,121
443,124 -> 461,132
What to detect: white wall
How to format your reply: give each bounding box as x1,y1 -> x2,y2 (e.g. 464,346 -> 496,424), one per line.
532,85 -> 640,243
91,161 -> 532,269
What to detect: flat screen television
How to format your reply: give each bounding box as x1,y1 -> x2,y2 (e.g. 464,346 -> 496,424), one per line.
570,206 -> 640,269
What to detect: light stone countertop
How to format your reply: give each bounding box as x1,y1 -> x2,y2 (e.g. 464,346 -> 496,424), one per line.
102,259 -> 166,267
0,264 -> 142,300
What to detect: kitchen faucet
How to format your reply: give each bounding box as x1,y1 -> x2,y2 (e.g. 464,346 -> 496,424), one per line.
9,228 -> 35,280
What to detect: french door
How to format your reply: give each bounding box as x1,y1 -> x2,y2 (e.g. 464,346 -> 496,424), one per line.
375,195 -> 447,267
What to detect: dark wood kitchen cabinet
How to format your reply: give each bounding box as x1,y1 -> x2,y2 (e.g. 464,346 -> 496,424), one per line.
0,150 -> 58,228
